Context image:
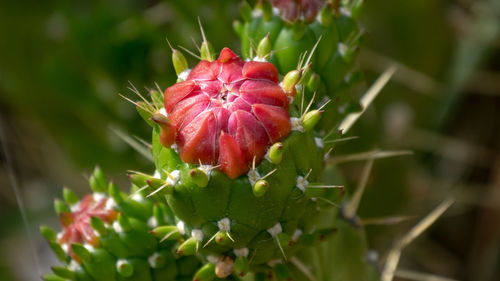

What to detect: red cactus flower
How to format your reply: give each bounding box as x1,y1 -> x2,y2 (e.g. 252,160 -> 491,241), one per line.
58,194 -> 116,260
164,48 -> 291,179
271,0 -> 326,22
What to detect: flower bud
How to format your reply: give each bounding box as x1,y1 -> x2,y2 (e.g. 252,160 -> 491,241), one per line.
302,110 -> 323,132
172,49 -> 188,76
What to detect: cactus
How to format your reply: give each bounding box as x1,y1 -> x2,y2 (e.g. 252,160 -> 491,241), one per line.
42,1 -> 404,280
132,44 -> 346,277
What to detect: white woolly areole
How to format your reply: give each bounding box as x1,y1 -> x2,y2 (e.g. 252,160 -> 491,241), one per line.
264,147 -> 272,162
267,223 -> 283,237
252,56 -> 267,62
131,193 -> 144,202
178,69 -> 191,81
217,218 -> 231,232
367,250 -> 379,263
84,244 -> 95,253
70,202 -> 81,212
291,117 -> 304,132
93,192 -> 106,202
340,7 -> 352,17
116,259 -> 128,270
314,137 -> 324,148
170,143 -> 179,152
207,255 -> 219,264
338,43 -> 348,58
296,176 -> 309,192
148,252 -> 161,268
113,221 -> 124,233
159,107 -> 167,117
198,164 -> 213,178
247,169 -> 261,187
292,229 -> 303,241
61,243 -> 69,253
176,221 -> 186,235
68,260 -> 79,271
315,10 -> 323,24
279,81 -> 285,91
192,229 -> 204,241
105,197 -> 116,211
233,248 -> 249,258
153,170 -> 162,179
251,9 -> 262,18
295,84 -> 303,93
147,217 -> 158,228
267,259 -> 282,267
166,170 -> 181,186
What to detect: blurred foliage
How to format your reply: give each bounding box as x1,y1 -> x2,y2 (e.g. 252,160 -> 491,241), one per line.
0,0 -> 238,171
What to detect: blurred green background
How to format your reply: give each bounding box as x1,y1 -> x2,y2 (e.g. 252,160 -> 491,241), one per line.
0,0 -> 499,280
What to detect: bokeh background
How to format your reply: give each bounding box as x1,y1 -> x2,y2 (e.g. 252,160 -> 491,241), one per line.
0,0 -> 499,280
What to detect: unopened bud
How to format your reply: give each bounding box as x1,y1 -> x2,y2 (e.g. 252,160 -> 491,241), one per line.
116,259 -> 134,277
252,179 -> 269,197
256,34 -> 272,59
151,225 -> 182,241
193,263 -> 216,281
172,49 -> 188,76
177,237 -> 198,256
234,256 -> 249,277
200,41 -> 215,61
283,70 -> 302,93
215,231 -> 231,246
268,142 -> 284,164
302,110 -> 323,132
190,168 -> 209,188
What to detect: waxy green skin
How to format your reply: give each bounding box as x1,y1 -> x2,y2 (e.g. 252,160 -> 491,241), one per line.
151,126 -> 336,264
